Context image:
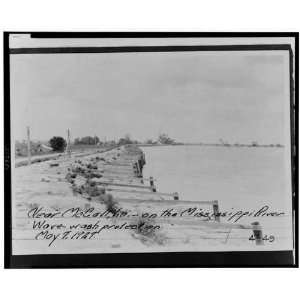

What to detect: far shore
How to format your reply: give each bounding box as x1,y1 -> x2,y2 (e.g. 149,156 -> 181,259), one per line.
15,141 -> 284,162
138,143 -> 284,148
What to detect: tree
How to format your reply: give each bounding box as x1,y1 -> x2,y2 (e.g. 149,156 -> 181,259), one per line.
118,138 -> 129,145
118,134 -> 134,145
49,136 -> 67,152
158,133 -> 175,145
94,136 -> 100,145
74,136 -> 100,145
74,138 -> 80,145
81,136 -> 92,144
108,140 -> 116,146
145,139 -> 154,144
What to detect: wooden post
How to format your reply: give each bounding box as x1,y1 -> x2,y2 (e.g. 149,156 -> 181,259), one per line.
251,222 -> 264,245
133,163 -> 138,176
149,176 -> 156,192
135,161 -> 142,177
67,129 -> 71,158
173,192 -> 179,200
213,200 -> 220,222
27,126 -> 31,165
149,176 -> 154,187
138,159 -> 143,173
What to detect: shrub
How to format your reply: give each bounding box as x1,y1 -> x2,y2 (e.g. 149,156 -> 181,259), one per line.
49,136 -> 67,152
99,193 -> 118,214
133,217 -> 166,245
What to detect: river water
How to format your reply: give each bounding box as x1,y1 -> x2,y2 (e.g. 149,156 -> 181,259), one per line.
141,145 -> 292,213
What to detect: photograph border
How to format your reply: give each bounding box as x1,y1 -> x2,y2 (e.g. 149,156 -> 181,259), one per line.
4,32 -> 298,268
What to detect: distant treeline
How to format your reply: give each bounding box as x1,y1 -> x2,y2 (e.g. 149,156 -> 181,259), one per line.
73,133 -> 179,146
15,133 -> 179,157
188,142 -> 284,148
73,134 -> 139,146
74,136 -> 100,145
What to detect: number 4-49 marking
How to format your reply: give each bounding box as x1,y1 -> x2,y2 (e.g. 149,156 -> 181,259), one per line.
249,235 -> 275,242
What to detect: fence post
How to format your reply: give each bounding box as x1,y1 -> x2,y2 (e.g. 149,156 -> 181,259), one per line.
134,162 -> 138,176
251,222 -> 264,245
135,161 -> 142,177
213,200 -> 220,222
133,163 -> 137,175
149,176 -> 154,187
27,126 -> 31,165
142,152 -> 146,165
173,192 -> 179,200
149,176 -> 156,192
138,158 -> 143,172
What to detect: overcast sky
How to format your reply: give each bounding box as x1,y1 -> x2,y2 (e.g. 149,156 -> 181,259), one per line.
10,50 -> 290,144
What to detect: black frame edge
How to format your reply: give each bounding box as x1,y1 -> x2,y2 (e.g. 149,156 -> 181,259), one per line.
8,44 -> 294,55
9,251 -> 296,269
4,32 -> 12,269
4,32 -> 299,268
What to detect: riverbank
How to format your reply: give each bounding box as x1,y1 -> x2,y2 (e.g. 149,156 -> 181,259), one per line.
12,144 -> 290,255
14,145 -> 120,167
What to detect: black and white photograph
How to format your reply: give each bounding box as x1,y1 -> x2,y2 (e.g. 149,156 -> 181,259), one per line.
4,33 -> 297,267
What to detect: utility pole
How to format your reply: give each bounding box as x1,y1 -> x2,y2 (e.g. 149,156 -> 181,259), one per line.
27,126 -> 31,165
67,129 -> 71,158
